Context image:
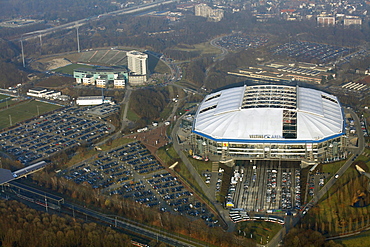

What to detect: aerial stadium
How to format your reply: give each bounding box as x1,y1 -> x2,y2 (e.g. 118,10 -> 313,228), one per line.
191,84 -> 346,166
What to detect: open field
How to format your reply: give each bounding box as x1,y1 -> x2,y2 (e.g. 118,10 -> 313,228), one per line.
237,221 -> 283,245
0,100 -> 61,129
174,42 -> 222,56
0,95 -> 14,109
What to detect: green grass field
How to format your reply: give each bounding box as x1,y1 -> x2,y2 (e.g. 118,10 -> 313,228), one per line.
126,108 -> 140,122
53,63 -> 95,75
237,221 -> 283,245
0,95 -> 14,109
154,60 -> 171,74
320,160 -> 346,175
174,42 -> 221,56
0,100 -> 61,129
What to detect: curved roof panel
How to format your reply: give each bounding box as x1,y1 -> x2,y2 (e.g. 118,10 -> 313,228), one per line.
193,85 -> 344,142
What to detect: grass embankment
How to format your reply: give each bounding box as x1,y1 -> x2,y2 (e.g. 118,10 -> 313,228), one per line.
126,107 -> 140,122
156,145 -> 205,199
189,159 -> 212,174
152,59 -> 171,74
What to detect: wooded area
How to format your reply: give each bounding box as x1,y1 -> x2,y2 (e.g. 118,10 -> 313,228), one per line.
0,200 -> 132,247
0,39 -> 28,87
130,87 -> 169,124
283,228 -> 342,247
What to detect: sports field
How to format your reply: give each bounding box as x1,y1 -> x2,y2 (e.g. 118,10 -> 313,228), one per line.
0,95 -> 14,109
0,100 -> 61,130
54,63 -> 95,75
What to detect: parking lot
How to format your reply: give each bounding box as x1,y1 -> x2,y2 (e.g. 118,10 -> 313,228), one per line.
0,105 -> 114,164
307,172 -> 330,199
216,34 -> 269,51
227,160 -> 301,213
60,141 -> 218,226
272,41 -> 354,64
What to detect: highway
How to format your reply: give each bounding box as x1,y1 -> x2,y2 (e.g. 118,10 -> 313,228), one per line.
16,0 -> 174,41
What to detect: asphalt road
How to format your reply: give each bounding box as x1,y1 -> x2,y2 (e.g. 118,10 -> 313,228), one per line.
267,108 -> 366,247
209,36 -> 229,61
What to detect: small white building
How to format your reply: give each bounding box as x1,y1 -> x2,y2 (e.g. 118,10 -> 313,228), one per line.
114,78 -> 126,88
26,88 -> 61,99
76,96 -> 114,106
82,75 -> 95,85
96,78 -> 107,88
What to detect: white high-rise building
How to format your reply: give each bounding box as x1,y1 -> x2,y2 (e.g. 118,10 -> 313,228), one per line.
195,4 -> 224,22
127,51 -> 148,79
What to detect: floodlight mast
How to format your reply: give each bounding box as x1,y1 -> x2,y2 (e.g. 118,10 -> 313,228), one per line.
76,26 -> 80,53
21,35 -> 25,67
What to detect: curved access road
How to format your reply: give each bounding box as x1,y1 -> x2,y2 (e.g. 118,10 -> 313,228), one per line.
209,36 -> 229,61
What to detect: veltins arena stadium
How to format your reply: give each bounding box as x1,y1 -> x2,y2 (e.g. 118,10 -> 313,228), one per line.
191,85 -> 346,166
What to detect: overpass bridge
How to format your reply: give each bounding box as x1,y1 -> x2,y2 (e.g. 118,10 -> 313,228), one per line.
0,161 -> 48,185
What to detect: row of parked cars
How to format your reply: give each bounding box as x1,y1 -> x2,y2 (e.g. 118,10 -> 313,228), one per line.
272,40 -> 353,64
0,105 -> 112,164
216,34 -> 269,51
61,141 -> 219,226
62,142 -> 161,189
280,169 -> 300,210
147,171 -> 217,225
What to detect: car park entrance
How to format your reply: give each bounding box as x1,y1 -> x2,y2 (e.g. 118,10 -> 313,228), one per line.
227,160 -> 301,213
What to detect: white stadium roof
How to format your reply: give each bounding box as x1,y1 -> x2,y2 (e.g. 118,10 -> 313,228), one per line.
193,85 -> 344,143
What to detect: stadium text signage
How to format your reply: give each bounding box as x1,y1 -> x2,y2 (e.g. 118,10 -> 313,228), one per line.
249,134 -> 282,139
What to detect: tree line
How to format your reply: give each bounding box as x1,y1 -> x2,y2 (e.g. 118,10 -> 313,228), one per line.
0,199 -> 132,247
